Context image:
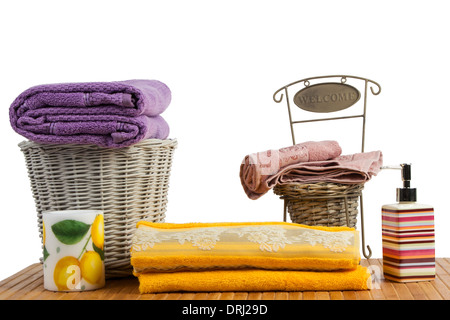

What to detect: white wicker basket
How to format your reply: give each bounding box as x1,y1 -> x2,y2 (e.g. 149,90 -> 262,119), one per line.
273,182 -> 363,228
19,138 -> 177,278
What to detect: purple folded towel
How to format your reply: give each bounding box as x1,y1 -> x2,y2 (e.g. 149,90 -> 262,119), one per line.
9,79 -> 171,148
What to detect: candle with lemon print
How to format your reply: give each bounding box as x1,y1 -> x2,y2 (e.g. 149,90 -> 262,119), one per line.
42,210 -> 105,291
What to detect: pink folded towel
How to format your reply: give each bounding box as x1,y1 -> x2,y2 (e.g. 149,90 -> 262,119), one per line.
240,141 -> 342,199
271,150 -> 383,186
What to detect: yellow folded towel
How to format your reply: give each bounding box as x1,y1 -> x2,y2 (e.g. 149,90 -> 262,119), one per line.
137,265 -> 372,293
131,221 -> 360,274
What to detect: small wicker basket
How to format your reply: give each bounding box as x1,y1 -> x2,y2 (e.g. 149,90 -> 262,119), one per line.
273,182 -> 364,228
19,138 -> 177,278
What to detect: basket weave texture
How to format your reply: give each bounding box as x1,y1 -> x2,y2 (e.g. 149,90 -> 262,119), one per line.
19,138 -> 177,278
273,182 -> 364,228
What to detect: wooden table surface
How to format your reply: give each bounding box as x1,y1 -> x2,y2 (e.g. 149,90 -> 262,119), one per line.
1,258 -> 449,300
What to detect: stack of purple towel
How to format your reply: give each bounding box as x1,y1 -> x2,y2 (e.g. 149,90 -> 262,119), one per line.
9,79 -> 171,148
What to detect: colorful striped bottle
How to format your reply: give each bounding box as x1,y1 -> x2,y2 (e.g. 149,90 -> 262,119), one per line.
381,164 -> 435,282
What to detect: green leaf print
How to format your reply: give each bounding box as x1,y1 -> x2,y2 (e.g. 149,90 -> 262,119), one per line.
93,242 -> 105,261
51,220 -> 91,245
43,245 -> 50,261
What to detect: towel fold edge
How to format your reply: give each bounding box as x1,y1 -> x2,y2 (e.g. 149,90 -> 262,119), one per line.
135,220 -> 356,232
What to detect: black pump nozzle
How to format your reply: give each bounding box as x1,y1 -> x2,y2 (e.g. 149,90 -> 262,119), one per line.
397,163 -> 417,202
401,163 -> 411,188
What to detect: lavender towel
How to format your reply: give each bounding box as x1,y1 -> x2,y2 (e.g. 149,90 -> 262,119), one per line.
9,80 -> 171,148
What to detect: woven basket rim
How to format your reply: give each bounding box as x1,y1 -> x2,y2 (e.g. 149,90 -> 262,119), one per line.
18,138 -> 178,152
273,182 -> 364,197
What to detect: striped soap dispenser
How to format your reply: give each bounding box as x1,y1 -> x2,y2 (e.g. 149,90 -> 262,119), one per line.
381,163 -> 435,282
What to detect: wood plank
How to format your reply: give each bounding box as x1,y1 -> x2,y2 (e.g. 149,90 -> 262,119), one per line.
364,259 -> 384,299
355,290 -> 372,300
288,292 -> 302,300
178,293 -> 197,300
206,292 -> 222,300
315,291 -> 330,300
369,258 -> 399,300
390,282 -> 414,300
302,291 -> 316,300
406,282 -> 428,300
193,292 -> 210,300
260,292 -> 276,300
0,264 -> 41,287
1,259 -> 449,300
342,291 -> 357,300
432,276 -> 450,300
0,264 -> 41,292
108,278 -> 141,300
418,281 -> 443,300
153,293 -> 169,300
219,292 -> 236,300
234,292 -> 249,300
434,259 -> 450,300
138,293 -> 158,300
0,264 -> 42,299
329,291 -> 344,300
274,292 -> 289,300
247,292 -> 263,300
165,292 -> 183,300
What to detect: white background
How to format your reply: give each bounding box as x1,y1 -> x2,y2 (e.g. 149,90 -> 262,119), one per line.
0,0 -> 448,281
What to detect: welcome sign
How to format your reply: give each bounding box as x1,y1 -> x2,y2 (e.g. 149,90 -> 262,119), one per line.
293,82 -> 361,113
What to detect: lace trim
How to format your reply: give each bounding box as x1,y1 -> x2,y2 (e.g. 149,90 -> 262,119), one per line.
132,225 -> 354,253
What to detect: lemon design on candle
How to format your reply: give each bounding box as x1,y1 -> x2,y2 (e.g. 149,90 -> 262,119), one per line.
51,214 -> 104,290
54,256 -> 81,291
80,251 -> 104,285
91,214 -> 104,250
43,222 -> 50,262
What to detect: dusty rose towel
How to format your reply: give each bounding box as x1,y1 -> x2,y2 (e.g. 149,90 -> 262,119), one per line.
240,141 -> 342,199
270,150 -> 383,187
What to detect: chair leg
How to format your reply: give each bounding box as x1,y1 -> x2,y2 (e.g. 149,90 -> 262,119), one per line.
359,194 -> 372,259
